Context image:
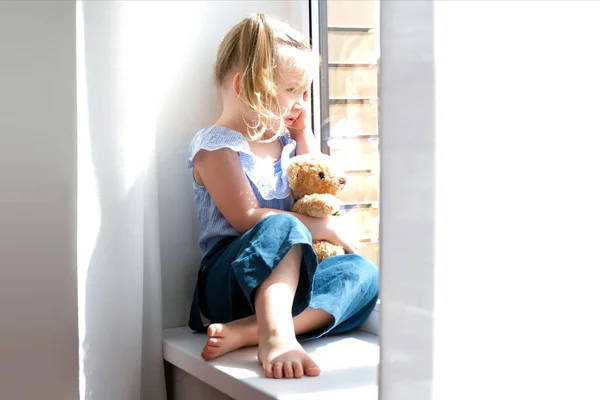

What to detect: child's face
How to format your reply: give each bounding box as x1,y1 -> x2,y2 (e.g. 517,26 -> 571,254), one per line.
275,48 -> 315,128
277,74 -> 309,128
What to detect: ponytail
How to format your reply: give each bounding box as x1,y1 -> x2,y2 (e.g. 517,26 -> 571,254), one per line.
237,14 -> 281,140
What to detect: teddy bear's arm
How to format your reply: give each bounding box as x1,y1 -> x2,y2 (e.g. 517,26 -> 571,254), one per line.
292,194 -> 340,218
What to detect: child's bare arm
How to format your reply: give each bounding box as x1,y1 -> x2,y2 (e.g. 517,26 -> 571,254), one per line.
292,129 -> 319,156
194,148 -> 354,253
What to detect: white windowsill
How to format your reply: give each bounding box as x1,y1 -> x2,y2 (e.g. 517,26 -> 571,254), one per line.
163,301 -> 380,400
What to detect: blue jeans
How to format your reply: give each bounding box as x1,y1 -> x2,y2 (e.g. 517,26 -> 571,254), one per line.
189,214 -> 379,340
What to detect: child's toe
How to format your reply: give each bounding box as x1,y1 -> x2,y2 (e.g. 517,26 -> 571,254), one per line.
292,360 -> 304,378
273,362 -> 284,379
264,363 -> 273,378
207,323 -> 225,337
283,361 -> 294,378
303,357 -> 320,377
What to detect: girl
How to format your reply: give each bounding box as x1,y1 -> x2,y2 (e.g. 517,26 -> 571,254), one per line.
187,13 -> 379,379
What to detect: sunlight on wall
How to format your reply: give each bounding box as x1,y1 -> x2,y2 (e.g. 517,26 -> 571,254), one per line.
119,1 -> 206,193
76,2 -> 206,398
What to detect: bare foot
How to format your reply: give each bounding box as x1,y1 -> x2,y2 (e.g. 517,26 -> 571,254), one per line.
258,334 -> 321,379
201,318 -> 255,361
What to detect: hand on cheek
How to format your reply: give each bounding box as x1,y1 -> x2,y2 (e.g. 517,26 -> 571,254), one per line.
287,103 -> 310,136
287,109 -> 306,130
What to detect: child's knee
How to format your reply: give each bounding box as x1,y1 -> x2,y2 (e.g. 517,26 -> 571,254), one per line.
350,255 -> 379,299
261,213 -> 307,235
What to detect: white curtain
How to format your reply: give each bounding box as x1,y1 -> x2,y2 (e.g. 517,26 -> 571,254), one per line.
76,2 -> 175,399
74,1 -> 315,398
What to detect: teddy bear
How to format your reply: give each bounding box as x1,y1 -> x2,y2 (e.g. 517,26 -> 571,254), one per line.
286,153 -> 347,262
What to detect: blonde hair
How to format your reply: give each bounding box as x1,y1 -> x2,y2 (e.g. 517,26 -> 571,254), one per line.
215,13 -> 318,141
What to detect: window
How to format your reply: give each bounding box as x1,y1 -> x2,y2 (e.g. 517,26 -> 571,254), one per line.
313,0 -> 380,266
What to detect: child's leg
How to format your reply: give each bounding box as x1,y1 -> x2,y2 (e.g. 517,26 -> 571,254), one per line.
201,254 -> 378,364
254,244 -> 321,378
193,214 -> 356,377
306,254 -> 379,335
201,307 -> 333,361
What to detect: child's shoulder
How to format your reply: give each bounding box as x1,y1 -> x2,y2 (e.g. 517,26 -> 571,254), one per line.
190,127 -> 294,153
187,126 -> 252,167
191,125 -> 247,147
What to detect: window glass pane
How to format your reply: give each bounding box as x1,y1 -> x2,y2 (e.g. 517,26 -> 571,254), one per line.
328,32 -> 377,64
329,66 -> 378,99
327,0 -> 376,28
329,103 -> 378,136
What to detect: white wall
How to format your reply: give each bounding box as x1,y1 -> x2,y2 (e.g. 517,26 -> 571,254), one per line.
157,0 -> 309,329
433,2 -> 600,399
0,1 -> 79,399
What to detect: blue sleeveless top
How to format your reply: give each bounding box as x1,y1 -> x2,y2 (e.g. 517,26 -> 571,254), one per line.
187,126 -> 297,254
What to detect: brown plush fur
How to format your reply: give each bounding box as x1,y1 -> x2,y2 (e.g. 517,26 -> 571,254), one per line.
312,240 -> 345,261
287,154 -> 346,262
287,156 -> 341,200
292,194 -> 339,218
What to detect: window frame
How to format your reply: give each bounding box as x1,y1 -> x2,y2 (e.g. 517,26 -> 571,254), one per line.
309,0 -> 381,265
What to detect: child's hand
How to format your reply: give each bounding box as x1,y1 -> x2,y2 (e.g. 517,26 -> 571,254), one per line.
285,90 -> 319,154
286,108 -> 310,136
324,216 -> 357,255
286,90 -> 311,139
